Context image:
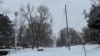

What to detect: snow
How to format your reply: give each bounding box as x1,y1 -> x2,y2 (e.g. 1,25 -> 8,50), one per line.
7,44 -> 100,56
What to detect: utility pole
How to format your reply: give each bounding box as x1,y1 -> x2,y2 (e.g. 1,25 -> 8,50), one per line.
14,12 -> 18,52
65,4 -> 70,50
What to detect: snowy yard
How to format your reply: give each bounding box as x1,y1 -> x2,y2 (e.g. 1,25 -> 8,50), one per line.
6,44 -> 100,56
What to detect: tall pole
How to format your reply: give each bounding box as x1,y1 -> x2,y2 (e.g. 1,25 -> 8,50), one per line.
82,33 -> 87,56
14,12 -> 18,50
65,4 -> 70,50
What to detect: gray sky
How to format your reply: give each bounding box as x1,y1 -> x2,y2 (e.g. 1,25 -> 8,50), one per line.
1,0 -> 91,34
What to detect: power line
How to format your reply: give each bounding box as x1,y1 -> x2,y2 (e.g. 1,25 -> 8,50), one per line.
73,19 -> 85,28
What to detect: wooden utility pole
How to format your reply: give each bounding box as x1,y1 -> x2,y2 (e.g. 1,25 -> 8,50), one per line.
65,4 -> 70,50
14,12 -> 18,52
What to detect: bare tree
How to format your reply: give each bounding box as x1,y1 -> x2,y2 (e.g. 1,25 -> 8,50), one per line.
19,4 -> 53,48
19,3 -> 35,49
57,27 -> 81,47
35,5 -> 52,47
17,17 -> 26,47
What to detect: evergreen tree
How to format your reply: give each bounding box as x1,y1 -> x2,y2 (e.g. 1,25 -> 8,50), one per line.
85,3 -> 100,44
0,14 -> 14,47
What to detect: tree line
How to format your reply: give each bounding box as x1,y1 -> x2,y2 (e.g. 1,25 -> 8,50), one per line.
1,0 -> 100,49
0,3 -> 53,48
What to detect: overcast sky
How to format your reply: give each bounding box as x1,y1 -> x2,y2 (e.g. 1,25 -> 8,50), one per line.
1,0 -> 91,34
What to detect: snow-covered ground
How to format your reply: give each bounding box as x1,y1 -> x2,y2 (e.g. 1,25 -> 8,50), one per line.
7,44 -> 100,56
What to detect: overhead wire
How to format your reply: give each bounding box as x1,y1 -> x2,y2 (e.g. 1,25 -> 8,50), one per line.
73,18 -> 85,28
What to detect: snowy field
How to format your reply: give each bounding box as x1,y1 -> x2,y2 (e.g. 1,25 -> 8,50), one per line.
7,44 -> 100,56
